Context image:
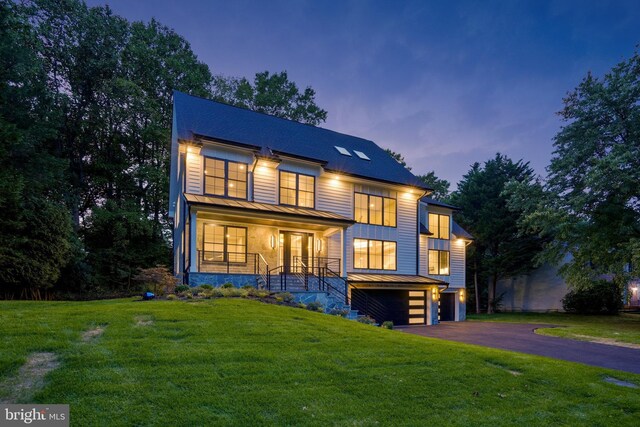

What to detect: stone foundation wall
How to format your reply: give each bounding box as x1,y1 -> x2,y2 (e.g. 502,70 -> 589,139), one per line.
188,273 -> 258,288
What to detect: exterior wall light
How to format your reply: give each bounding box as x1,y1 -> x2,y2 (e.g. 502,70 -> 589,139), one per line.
459,289 -> 465,303
431,287 -> 438,302
270,235 -> 276,249
315,239 -> 322,253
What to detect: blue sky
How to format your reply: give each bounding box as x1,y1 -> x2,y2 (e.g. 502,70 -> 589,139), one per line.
87,0 -> 640,187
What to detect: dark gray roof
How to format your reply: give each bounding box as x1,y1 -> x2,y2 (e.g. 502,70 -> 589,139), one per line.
348,273 -> 447,285
174,91 -> 429,189
452,220 -> 474,240
184,193 -> 354,225
419,223 -> 433,235
420,197 -> 460,210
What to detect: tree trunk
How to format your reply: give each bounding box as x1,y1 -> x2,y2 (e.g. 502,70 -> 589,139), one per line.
474,269 -> 480,314
487,274 -> 496,314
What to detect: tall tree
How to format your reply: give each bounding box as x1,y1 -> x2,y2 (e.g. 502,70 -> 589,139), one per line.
384,149 -> 411,170
416,171 -> 450,201
450,154 -> 544,313
212,71 -> 327,125
513,50 -> 640,291
0,0 -> 73,298
2,0 -> 330,296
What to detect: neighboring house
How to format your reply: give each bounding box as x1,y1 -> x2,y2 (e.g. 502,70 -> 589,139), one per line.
497,257 -> 639,312
169,91 -> 473,325
496,261 -> 570,312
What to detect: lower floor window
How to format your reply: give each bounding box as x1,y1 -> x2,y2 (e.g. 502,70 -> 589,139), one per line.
429,250 -> 449,275
203,224 -> 247,263
354,239 -> 396,270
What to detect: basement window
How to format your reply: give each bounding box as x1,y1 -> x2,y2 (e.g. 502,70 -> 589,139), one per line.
334,146 -> 352,156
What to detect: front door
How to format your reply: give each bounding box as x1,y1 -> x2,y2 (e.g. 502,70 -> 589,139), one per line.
439,293 -> 456,321
279,232 -> 313,273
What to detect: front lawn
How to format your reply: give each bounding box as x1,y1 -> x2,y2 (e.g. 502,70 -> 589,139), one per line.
1,298 -> 639,425
468,312 -> 640,347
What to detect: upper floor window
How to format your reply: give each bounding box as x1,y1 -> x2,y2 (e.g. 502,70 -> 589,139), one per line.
204,157 -> 247,199
428,249 -> 449,275
428,213 -> 450,239
353,238 -> 396,270
202,224 -> 247,263
280,171 -> 315,208
354,193 -> 397,227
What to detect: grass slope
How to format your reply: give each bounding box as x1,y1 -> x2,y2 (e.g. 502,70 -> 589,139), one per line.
468,312 -> 640,346
1,298 -> 639,426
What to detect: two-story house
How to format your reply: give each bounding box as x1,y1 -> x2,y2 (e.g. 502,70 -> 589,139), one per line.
169,91 -> 472,325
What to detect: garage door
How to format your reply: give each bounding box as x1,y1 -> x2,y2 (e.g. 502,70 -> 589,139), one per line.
350,289 -> 427,326
439,293 -> 456,321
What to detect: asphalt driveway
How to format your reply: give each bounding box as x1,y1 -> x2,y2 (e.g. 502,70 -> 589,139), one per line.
397,322 -> 640,374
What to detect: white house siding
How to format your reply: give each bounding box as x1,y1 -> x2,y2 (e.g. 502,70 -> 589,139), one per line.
347,184 -> 418,275
279,160 -> 321,177
420,203 -> 467,287
186,144 -> 254,195
397,194 -> 418,274
252,166 -> 277,204
419,235 -> 428,276
449,240 -> 466,288
316,174 -> 353,218
326,232 -> 342,273
185,151 -> 203,194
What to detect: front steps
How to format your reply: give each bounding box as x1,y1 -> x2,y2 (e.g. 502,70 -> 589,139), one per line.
266,274 -> 360,320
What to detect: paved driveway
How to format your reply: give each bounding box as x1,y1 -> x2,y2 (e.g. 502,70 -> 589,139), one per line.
397,322 -> 640,374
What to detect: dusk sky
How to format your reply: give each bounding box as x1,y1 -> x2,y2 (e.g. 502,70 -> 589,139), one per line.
87,0 -> 640,187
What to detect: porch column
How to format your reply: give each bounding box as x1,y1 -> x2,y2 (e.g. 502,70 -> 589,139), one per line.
340,227 -> 347,278
189,210 -> 198,273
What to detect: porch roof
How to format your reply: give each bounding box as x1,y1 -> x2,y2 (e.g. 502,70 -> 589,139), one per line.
184,193 -> 355,227
347,273 -> 447,287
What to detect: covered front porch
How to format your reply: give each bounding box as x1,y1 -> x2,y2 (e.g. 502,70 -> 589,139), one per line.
183,194 -> 354,290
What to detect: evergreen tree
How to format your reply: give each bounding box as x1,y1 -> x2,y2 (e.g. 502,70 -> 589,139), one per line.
450,154 -> 544,313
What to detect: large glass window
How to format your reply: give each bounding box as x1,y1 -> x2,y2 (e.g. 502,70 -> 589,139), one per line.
428,250 -> 449,275
428,213 -> 450,239
353,238 -> 396,270
279,171 -> 315,208
204,157 -> 247,199
354,193 -> 396,227
202,224 -> 247,263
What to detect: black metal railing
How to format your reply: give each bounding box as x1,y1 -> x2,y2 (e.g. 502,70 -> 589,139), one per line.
197,251 -> 268,276
291,256 -> 341,276
265,257 -> 347,304
350,288 -> 388,323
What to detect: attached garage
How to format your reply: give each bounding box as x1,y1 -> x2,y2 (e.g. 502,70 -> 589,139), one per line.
347,274 -> 448,326
351,289 -> 427,325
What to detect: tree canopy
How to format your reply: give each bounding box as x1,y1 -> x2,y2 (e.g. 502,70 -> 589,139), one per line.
212,71 -> 328,125
510,50 -> 640,290
0,0 -> 327,298
450,154 -> 544,313
416,171 -> 450,201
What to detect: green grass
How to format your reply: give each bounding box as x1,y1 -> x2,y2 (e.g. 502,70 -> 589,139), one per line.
1,299 -> 639,426
468,312 -> 640,346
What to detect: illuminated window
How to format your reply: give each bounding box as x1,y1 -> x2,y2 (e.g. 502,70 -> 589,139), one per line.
354,193 -> 396,227
428,250 -> 449,275
428,213 -> 450,239
204,157 -> 247,199
353,238 -> 396,270
202,225 -> 247,263
279,171 -> 315,208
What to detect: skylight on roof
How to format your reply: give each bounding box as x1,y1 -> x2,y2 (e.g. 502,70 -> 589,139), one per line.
334,146 -> 352,156
353,150 -> 370,160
